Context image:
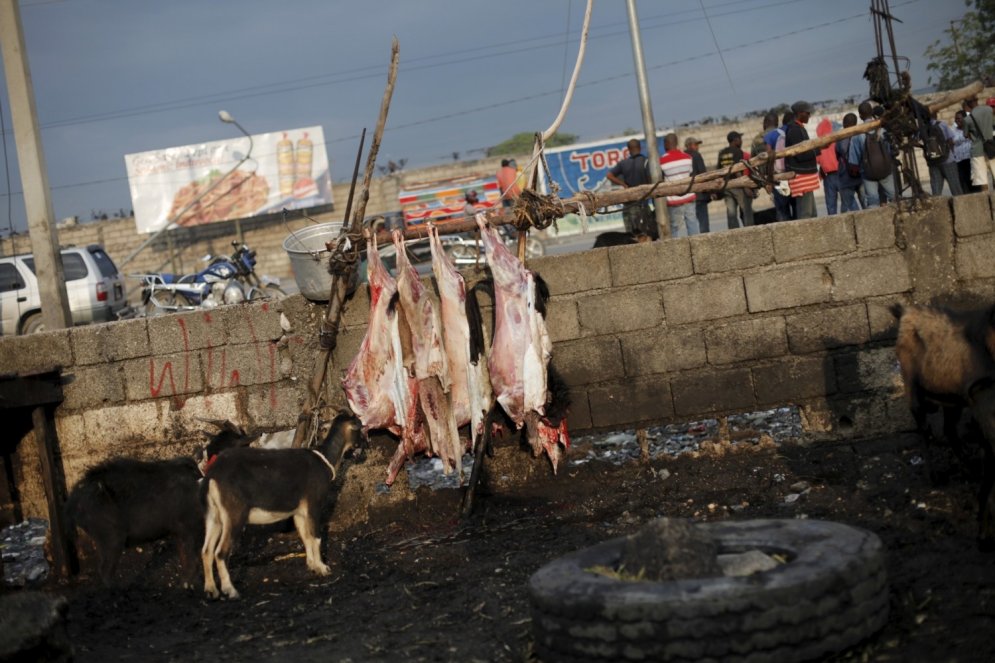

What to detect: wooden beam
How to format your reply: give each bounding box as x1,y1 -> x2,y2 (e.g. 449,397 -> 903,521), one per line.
31,405 -> 76,579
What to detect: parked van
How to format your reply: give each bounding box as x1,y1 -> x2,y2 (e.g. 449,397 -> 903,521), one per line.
0,244 -> 128,335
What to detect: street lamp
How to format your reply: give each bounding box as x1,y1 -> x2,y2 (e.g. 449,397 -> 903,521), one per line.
218,110 -> 254,242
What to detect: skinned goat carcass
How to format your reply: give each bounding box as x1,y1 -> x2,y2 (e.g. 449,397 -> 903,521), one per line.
342,234 -> 422,485
393,229 -> 463,478
476,215 -> 569,471
428,223 -> 493,453
891,302 -> 995,550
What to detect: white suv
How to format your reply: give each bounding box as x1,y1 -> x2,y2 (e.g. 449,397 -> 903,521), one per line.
0,244 -> 128,335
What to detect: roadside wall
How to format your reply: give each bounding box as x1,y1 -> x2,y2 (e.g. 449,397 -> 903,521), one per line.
2,191 -> 994,526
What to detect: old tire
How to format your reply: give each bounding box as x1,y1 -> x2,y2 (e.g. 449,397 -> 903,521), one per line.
529,519 -> 888,662
20,312 -> 45,335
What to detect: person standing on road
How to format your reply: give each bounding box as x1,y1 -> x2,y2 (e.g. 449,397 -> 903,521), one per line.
952,110 -> 974,194
659,133 -> 700,237
496,159 -> 521,209
964,96 -> 995,192
924,113 -> 963,197
716,131 -> 754,228
784,100 -> 820,220
685,136 -> 710,232
836,113 -> 863,212
606,138 -> 655,238
815,116 -> 842,215
764,110 -> 796,221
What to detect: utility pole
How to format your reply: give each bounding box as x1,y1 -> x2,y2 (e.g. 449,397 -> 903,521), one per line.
625,0 -> 670,239
0,0 -> 70,331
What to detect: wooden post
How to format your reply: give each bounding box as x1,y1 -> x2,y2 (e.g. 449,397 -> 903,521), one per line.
30,405 -> 76,579
292,37 -> 400,449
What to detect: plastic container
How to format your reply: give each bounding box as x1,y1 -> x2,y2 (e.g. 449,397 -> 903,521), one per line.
282,223 -> 341,301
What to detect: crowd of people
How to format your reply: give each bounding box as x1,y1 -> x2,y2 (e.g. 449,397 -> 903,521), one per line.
595,93 -> 995,238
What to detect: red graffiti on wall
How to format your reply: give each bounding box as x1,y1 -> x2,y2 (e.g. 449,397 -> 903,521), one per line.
148,317 -> 191,408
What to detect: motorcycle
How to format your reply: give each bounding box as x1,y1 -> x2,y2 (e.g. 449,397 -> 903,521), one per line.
137,241 -> 285,315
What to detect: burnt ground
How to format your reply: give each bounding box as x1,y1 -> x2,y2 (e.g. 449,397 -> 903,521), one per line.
30,431 -> 995,662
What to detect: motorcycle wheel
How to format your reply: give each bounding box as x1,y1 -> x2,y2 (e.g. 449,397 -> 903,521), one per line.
248,284 -> 287,301
144,290 -> 190,316
524,236 -> 545,259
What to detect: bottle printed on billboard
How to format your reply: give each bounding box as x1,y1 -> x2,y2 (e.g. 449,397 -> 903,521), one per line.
124,126 -> 332,234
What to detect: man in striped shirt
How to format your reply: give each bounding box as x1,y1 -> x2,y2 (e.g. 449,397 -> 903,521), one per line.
784,100 -> 820,219
659,133 -> 700,237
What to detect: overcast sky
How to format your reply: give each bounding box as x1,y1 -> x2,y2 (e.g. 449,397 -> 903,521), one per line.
0,0 -> 968,236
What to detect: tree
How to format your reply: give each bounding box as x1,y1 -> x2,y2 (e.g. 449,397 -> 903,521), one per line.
924,0 -> 995,89
486,132 -> 579,157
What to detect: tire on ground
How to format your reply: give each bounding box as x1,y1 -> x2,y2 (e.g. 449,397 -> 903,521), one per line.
529,519 -> 888,662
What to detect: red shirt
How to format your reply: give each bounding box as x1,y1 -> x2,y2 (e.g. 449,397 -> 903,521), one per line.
496,166 -> 521,198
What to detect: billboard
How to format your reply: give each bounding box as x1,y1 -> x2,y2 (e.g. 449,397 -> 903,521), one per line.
541,132 -> 666,199
398,175 -> 501,227
125,126 -> 332,234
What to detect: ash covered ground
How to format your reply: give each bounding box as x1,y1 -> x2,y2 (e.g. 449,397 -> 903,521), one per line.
3,409 -> 995,662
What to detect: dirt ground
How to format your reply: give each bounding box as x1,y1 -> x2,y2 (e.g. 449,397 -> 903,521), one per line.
43,430 -> 995,662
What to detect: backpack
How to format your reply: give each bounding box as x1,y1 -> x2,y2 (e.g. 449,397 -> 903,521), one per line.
923,122 -> 950,164
861,130 -> 891,182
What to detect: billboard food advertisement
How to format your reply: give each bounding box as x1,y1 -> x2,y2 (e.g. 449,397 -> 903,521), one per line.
125,126 -> 332,234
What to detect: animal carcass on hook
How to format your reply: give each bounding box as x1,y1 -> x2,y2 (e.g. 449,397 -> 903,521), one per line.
476,214 -> 570,470
341,234 -> 421,484
392,229 -> 463,478
428,223 -> 493,453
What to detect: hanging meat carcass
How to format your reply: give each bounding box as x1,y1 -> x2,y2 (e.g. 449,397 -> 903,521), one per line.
341,234 -> 422,485
392,229 -> 464,478
476,215 -> 570,470
427,223 -> 493,453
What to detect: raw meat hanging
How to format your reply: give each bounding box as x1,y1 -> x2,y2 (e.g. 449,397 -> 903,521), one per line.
341,234 -> 422,485
476,215 -> 569,470
427,223 -> 493,455
392,229 -> 463,479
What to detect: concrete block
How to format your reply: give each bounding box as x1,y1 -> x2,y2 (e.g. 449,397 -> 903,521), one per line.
753,356 -> 836,404
62,364 -> 125,410
771,215 -> 855,263
663,276 -> 746,325
744,264 -> 831,312
221,300 -> 284,345
0,330 -> 71,375
564,387 -> 592,431
690,225 -> 773,273
587,377 -> 673,428
834,347 -> 902,394
553,337 -> 625,385
328,328 -> 365,380
854,207 -> 897,250
208,341 -> 280,388
545,296 -> 581,342
72,317 -> 150,364
147,310 -> 219,355
246,383 -> 303,430
619,326 -> 707,377
80,400 -> 165,452
785,304 -> 870,353
955,235 -> 995,280
952,191 -> 993,237
671,368 -> 754,416
122,351 -> 204,401
578,285 -> 663,335
161,391 -> 242,440
530,251 -> 611,296
898,200 -> 957,300
610,239 -> 693,286
704,317 -> 788,365
830,252 -> 911,301
866,296 -> 906,342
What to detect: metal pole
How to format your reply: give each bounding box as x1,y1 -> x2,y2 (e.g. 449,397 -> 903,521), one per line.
625,0 -> 670,238
0,0 -> 71,330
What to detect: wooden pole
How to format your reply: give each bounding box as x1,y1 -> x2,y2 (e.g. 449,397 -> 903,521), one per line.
31,405 -> 76,579
292,37 -> 399,449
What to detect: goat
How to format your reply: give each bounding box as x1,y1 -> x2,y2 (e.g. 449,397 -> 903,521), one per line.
892,302 -> 995,549
591,231 -> 652,248
66,457 -> 203,587
201,412 -> 364,599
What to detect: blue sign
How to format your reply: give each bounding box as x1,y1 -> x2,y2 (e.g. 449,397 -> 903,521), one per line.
541,134 -> 667,199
